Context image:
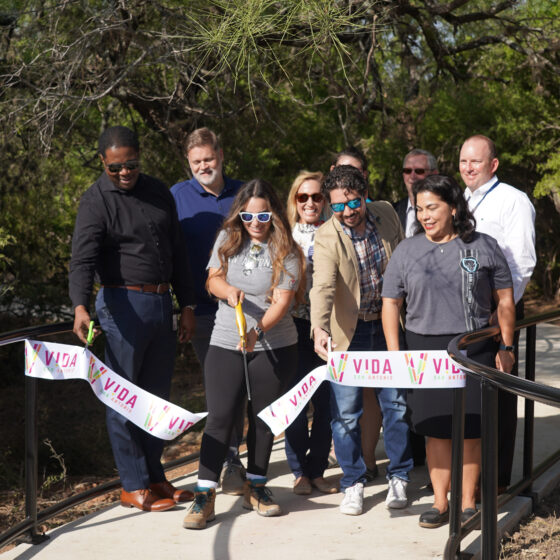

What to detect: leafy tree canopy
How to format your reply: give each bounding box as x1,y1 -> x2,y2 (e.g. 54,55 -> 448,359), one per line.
1,0 -> 560,314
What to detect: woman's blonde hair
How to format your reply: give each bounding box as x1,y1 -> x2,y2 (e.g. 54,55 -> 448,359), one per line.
208,179 -> 306,304
286,171 -> 324,227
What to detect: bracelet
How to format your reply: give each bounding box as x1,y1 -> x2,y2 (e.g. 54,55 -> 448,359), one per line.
499,343 -> 515,352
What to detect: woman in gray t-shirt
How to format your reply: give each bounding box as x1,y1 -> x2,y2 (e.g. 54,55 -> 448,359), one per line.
183,179 -> 304,530
382,175 -> 515,529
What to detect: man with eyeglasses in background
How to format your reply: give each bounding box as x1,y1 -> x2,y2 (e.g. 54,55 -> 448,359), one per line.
393,149 -> 438,238
170,128 -> 246,495
310,165 -> 412,515
392,148 -> 438,469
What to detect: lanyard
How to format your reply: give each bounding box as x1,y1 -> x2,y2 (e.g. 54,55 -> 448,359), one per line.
469,179 -> 500,214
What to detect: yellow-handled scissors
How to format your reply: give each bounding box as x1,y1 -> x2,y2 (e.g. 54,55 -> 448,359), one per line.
234,301 -> 251,401
235,301 -> 247,350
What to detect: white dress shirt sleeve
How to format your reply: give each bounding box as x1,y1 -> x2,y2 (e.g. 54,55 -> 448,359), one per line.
467,179 -> 536,303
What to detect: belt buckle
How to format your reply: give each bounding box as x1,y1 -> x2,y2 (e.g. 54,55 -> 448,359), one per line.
156,283 -> 167,294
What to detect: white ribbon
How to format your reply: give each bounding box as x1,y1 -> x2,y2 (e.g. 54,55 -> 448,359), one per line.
258,349 -> 467,435
24,340 -> 467,440
24,340 -> 207,441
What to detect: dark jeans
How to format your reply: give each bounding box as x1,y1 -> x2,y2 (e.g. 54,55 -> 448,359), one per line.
284,317 -> 332,479
96,287 -> 176,492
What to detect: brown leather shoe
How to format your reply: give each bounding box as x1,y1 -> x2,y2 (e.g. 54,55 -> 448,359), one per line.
120,489 -> 175,512
293,476 -> 312,495
311,477 -> 339,494
150,481 -> 194,503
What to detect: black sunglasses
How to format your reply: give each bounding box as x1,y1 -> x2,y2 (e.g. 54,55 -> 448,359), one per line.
296,193 -> 324,203
105,160 -> 140,174
402,168 -> 427,175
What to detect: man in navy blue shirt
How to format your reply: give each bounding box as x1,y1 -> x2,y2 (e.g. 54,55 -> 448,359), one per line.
171,128 -> 243,353
171,128 -> 245,492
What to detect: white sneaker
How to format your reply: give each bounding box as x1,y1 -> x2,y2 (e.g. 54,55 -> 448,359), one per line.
339,482 -> 364,515
385,477 -> 408,509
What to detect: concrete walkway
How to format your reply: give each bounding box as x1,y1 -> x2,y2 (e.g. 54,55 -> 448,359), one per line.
3,324 -> 560,560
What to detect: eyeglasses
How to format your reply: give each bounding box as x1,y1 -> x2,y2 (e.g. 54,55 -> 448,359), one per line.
105,160 -> 140,174
296,193 -> 324,203
329,198 -> 362,213
239,212 -> 272,223
402,168 -> 427,175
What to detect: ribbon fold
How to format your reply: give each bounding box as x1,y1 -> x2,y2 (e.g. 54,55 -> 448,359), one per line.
24,340 -> 207,441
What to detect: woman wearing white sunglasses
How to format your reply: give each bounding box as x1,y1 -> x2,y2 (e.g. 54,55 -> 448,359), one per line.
183,179 -> 305,530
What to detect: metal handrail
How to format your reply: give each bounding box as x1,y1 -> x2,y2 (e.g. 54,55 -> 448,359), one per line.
444,308 -> 560,559
2,310 -> 560,555
0,316 -> 204,550
0,321 -> 75,347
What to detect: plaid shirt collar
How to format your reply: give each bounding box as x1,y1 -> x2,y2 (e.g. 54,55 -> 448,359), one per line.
340,209 -> 378,239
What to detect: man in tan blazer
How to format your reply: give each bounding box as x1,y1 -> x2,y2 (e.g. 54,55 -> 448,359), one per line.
310,165 -> 412,516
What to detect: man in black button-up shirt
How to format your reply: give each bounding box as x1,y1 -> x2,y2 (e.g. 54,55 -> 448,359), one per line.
69,126 -> 196,512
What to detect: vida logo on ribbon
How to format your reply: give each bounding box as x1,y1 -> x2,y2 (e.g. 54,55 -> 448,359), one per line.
24,339 -> 207,441
404,352 -> 428,385
328,353 -> 348,382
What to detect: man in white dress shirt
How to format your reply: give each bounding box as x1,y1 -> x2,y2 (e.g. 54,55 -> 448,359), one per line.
459,134 -> 536,489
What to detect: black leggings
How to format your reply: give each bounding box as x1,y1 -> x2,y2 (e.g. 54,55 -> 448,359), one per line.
199,344 -> 297,481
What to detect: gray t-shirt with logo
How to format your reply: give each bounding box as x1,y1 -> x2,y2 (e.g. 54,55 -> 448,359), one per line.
207,230 -> 300,350
382,232 -> 512,335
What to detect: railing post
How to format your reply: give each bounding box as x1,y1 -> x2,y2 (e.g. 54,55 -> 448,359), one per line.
444,387 -> 466,560
481,378 -> 499,560
23,375 -> 47,544
523,325 -> 537,482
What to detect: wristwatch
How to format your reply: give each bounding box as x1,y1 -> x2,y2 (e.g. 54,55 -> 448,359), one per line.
254,325 -> 265,341
499,343 -> 515,352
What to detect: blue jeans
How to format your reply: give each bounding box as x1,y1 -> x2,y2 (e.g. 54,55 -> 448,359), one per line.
96,287 -> 176,491
330,319 -> 412,490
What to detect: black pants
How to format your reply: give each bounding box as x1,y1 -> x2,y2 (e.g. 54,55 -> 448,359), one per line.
198,344 -> 297,481
498,299 -> 524,487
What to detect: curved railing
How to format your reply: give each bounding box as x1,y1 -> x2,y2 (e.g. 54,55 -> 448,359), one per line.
444,309 -> 560,560
2,310 -> 560,556
0,317 -> 202,550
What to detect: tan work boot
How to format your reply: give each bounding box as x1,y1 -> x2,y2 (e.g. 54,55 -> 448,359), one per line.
220,462 -> 246,495
243,479 -> 282,517
182,487 -> 216,529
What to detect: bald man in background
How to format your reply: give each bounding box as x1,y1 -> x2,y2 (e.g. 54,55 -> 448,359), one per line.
459,134 -> 536,491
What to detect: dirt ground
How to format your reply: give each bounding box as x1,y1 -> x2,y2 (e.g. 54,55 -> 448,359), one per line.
1,296 -> 559,555
499,485 -> 560,559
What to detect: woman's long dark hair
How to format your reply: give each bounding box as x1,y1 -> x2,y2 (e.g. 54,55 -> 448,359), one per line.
412,174 -> 476,242
208,178 -> 305,303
